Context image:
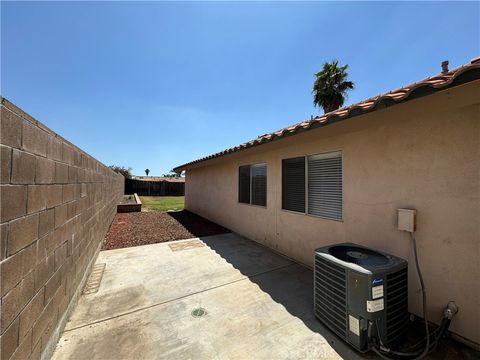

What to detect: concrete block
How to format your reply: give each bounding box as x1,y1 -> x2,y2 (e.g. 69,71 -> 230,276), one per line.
1,249 -> 24,297
0,106 -> 22,148
51,280 -> 67,318
11,149 -> 36,184
73,151 -> 81,167
1,271 -> 34,333
55,162 -> 68,184
56,289 -> 69,323
62,184 -> 75,203
32,296 -> 56,347
10,329 -> 32,360
62,143 -> 74,165
74,184 -> 81,200
54,204 -> 68,229
19,288 -> 45,339
77,168 -> 85,182
67,201 -> 77,221
34,255 -> 54,293
1,223 -> 6,261
31,338 -> 41,360
1,242 -> 37,297
7,214 -> 39,256
49,224 -> 67,254
68,166 -> 78,183
0,316 -> 19,360
46,137 -> 62,161
1,145 -> 12,183
29,338 -> 42,360
35,233 -> 48,265
64,260 -> 75,297
22,121 -> 48,157
67,238 -> 74,257
54,242 -> 67,271
2,100 -> 37,126
39,209 -> 55,237
0,185 -> 27,223
81,183 -> 87,197
45,185 -> 63,209
35,157 -> 55,184
27,185 -> 47,214
44,266 -> 62,305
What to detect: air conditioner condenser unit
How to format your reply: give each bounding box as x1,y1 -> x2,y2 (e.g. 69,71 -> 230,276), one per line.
314,243 -> 408,352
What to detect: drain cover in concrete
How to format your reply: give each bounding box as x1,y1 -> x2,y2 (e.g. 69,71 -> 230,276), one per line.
83,263 -> 106,295
169,240 -> 205,252
191,308 -> 207,317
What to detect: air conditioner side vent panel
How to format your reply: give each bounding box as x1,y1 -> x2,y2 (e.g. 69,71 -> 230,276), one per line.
314,256 -> 347,338
386,267 -> 408,344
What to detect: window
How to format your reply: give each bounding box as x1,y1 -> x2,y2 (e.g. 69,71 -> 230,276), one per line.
238,163 -> 267,207
282,151 -> 342,220
282,157 -> 305,212
307,151 -> 343,219
238,165 -> 251,203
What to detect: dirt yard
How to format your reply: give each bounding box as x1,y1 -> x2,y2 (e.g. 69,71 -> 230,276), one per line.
103,210 -> 230,250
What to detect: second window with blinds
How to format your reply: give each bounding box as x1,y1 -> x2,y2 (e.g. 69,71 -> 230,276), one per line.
282,151 -> 343,220
238,163 -> 267,207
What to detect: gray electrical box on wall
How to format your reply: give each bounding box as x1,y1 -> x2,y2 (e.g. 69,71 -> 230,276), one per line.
398,209 -> 416,232
314,243 -> 408,352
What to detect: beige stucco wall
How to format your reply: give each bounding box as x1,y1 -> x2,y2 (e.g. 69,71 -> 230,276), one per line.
183,80 -> 480,345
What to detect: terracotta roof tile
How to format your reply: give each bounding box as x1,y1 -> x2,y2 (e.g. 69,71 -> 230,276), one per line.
174,59 -> 480,172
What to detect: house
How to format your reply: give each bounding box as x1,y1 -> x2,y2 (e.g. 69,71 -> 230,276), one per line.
174,58 -> 480,346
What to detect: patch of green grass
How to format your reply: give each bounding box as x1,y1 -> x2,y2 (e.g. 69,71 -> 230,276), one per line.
139,196 -> 185,212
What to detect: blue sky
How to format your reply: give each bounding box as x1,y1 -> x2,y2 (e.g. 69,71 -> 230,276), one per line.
2,1 -> 479,176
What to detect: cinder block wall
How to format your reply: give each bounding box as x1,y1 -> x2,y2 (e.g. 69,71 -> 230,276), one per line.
0,98 -> 124,360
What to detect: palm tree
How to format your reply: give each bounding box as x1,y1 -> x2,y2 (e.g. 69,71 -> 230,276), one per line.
145,168 -> 150,176
312,60 -> 354,114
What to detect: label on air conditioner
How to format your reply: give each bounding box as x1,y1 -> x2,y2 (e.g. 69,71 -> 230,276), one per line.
367,298 -> 384,312
372,285 -> 384,299
349,315 -> 360,336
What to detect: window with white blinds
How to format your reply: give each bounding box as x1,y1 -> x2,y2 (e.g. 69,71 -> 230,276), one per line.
307,151 -> 343,220
281,151 -> 343,220
238,163 -> 267,207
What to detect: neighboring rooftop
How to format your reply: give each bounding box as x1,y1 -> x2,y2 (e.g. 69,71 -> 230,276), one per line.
174,57 -> 480,172
133,176 -> 185,183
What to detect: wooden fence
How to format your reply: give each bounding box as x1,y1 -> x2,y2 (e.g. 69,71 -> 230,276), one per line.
125,178 -> 185,196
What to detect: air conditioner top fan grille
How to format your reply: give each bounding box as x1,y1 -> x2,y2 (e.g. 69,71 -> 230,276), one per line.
328,245 -> 392,267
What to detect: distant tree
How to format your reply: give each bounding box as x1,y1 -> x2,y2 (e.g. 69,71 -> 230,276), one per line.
145,169 -> 150,176
162,171 -> 181,178
109,165 -> 133,179
312,60 -> 354,113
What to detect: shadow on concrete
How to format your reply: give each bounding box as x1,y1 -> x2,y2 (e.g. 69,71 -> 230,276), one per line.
166,210 -> 231,238
201,234 -> 371,360
201,234 -> 479,360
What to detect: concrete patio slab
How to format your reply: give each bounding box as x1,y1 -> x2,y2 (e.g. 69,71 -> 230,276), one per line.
64,233 -> 293,331
52,232 -> 478,359
53,233 -> 364,359
53,234 -> 478,360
